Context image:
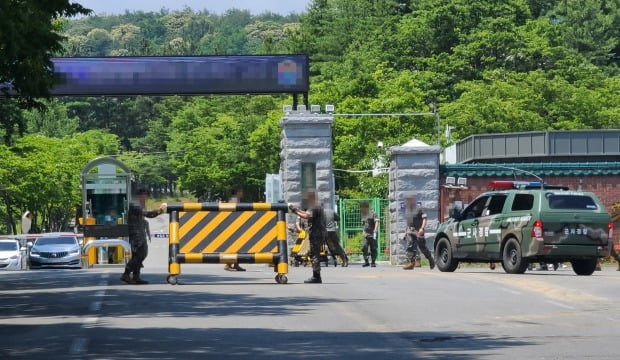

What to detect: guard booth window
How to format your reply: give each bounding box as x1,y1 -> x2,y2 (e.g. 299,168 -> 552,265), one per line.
511,194 -> 534,211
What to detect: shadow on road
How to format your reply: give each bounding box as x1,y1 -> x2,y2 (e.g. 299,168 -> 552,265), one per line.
0,269 -> 99,291
453,270 -> 577,276
0,272 -> 350,319
0,324 -> 535,360
0,270 -> 540,359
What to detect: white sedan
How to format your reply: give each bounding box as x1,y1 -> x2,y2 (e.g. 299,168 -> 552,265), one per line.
0,239 -> 24,270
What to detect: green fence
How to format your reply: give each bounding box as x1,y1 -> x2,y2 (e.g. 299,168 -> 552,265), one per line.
338,198 -> 389,261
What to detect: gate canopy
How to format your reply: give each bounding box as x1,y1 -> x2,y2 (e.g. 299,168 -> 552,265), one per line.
49,55 -> 308,96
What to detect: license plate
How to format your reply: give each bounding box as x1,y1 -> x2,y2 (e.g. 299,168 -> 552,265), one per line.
564,228 -> 587,235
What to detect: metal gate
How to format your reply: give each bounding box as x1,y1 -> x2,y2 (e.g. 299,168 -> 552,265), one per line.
338,198 -> 389,261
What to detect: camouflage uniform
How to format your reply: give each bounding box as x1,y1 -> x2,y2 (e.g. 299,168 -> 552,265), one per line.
405,209 -> 434,264
361,211 -> 378,265
308,205 -> 327,279
324,207 -> 348,266
124,201 -> 160,278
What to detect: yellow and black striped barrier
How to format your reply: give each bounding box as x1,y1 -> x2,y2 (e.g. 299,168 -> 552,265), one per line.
166,202 -> 289,285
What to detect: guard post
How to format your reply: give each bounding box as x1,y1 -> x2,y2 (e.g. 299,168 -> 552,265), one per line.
166,202 -> 289,285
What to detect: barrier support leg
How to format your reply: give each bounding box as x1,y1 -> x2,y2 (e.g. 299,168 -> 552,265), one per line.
85,217 -> 96,267
275,210 -> 289,284
167,210 -> 181,285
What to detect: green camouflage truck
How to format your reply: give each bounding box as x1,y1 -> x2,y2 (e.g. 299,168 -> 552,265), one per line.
434,181 -> 613,276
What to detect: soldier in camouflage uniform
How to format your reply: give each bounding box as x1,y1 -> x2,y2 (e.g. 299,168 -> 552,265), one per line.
290,192 -> 326,283
324,206 -> 349,267
403,197 -> 435,270
121,187 -> 166,285
360,202 -> 379,267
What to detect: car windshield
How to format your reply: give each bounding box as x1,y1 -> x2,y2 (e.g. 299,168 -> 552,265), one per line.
0,242 -> 18,251
547,195 -> 598,210
35,237 -> 77,246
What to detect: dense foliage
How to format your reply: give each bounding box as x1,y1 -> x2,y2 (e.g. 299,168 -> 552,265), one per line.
0,0 -> 90,142
2,1 -> 620,232
292,0 -> 620,195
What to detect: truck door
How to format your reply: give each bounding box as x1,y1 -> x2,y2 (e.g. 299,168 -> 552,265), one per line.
457,196 -> 490,256
483,194 -> 508,256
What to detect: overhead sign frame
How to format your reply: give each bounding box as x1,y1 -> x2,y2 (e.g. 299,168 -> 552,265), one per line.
48,54 -> 309,97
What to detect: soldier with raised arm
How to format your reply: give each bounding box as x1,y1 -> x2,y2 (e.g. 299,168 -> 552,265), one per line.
289,192 -> 326,283
121,187 -> 166,285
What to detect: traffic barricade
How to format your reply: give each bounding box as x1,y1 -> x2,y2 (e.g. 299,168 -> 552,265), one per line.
166,202 -> 289,285
82,221 -> 130,266
82,238 -> 131,267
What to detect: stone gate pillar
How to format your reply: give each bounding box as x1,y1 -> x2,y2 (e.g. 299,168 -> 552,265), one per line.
388,141 -> 441,265
280,110 -> 335,225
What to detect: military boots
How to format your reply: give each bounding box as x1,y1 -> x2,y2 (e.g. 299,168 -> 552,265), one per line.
304,271 -> 322,284
132,274 -> 149,284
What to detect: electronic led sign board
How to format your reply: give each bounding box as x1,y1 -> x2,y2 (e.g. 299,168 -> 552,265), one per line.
48,55 -> 308,96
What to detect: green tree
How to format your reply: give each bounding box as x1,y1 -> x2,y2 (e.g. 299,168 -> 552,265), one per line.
84,28 -> 112,55
0,0 -> 90,143
23,99 -> 79,138
0,131 -> 117,234
110,23 -> 141,54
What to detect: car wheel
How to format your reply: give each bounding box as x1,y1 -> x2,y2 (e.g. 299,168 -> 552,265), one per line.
501,238 -> 528,274
435,238 -> 458,272
571,259 -> 597,276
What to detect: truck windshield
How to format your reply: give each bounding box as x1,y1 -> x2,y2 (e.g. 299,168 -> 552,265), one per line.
547,195 -> 598,210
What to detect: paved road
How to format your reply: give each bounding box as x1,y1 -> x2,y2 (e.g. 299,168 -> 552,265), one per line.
1,224 -> 619,359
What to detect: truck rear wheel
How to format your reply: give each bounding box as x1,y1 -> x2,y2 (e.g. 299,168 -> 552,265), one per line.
571,259 -> 597,276
502,238 -> 528,274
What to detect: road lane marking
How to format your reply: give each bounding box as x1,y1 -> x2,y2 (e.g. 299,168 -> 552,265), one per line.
69,337 -> 88,355
89,301 -> 102,312
70,274 -> 109,356
82,317 -> 98,329
499,287 -> 522,295
89,276 -> 108,313
83,317 -> 98,324
546,300 -> 576,310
